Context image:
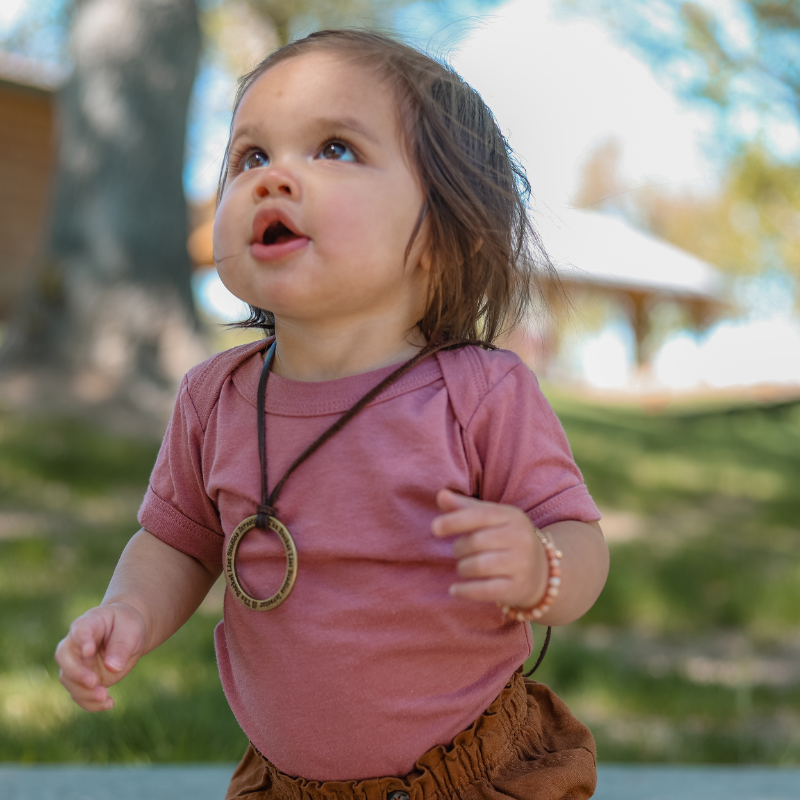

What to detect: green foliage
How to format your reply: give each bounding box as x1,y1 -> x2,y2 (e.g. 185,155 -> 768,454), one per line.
247,0 -> 405,45
563,0 -> 800,125
565,0 -> 800,286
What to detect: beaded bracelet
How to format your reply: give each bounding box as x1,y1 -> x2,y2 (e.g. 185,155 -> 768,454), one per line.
500,528 -> 563,622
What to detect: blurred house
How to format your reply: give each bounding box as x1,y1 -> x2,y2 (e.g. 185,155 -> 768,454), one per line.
0,53 -> 215,326
511,209 -> 728,376
0,53 -> 64,319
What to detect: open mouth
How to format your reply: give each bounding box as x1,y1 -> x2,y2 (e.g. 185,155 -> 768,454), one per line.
262,220 -> 300,246
250,210 -> 308,261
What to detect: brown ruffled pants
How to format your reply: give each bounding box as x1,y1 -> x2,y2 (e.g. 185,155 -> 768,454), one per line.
226,671 -> 596,800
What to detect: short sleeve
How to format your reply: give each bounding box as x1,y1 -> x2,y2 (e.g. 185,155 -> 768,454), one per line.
137,376 -> 225,564
465,362 -> 601,528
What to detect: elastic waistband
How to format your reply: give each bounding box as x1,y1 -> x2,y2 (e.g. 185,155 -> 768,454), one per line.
260,670 -> 529,800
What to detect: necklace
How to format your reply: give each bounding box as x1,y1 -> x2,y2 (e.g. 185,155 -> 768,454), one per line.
224,338 -> 494,610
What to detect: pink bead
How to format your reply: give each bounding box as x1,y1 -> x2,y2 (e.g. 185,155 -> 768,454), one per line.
500,529 -> 567,622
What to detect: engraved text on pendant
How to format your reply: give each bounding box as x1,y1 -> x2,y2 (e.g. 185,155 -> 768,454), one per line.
224,514 -> 298,610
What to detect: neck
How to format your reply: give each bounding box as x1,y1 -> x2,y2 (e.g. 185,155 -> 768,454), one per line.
269,319 -> 427,381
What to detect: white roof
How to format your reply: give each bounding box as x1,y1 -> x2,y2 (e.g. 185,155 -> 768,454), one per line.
537,209 -> 726,302
0,51 -> 67,91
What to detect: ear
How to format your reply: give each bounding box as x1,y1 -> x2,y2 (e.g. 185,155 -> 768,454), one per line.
419,247 -> 433,272
470,237 -> 483,256
408,204 -> 432,272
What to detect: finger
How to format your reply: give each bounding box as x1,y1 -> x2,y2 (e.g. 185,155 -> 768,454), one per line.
456,551 -> 515,580
57,656 -> 100,691
55,637 -> 100,689
451,527 -> 517,559
432,504 -> 512,538
69,612 -> 110,659
57,608 -> 139,691
59,671 -> 114,712
59,670 -> 103,700
103,629 -> 138,673
69,688 -> 115,713
449,577 -> 513,604
435,489 -> 475,512
99,607 -> 145,673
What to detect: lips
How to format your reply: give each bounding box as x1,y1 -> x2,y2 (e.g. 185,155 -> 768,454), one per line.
250,208 -> 310,262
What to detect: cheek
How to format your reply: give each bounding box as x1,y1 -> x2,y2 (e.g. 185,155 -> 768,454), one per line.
212,219 -> 228,262
212,195 -> 240,262
211,203 -> 246,297
319,186 -> 420,257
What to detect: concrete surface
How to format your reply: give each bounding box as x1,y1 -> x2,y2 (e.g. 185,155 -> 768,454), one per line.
0,764 -> 798,800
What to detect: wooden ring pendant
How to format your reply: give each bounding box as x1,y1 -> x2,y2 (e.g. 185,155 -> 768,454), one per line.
224,514 -> 298,611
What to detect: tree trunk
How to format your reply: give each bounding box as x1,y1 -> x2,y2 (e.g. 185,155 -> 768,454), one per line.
0,0 -> 206,429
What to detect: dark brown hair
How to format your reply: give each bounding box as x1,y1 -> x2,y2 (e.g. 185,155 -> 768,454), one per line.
218,29 -> 558,344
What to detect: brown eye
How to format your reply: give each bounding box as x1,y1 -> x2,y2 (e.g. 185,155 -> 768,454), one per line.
318,141 -> 356,162
243,150 -> 268,170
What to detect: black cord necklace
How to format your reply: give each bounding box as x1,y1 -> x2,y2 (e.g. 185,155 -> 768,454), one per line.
223,338 -> 493,610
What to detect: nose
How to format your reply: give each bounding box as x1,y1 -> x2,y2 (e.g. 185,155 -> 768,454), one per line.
252,165 -> 301,201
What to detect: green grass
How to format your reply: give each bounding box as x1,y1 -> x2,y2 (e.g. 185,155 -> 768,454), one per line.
553,395 -> 800,634
1,395 -> 799,764
525,391 -> 800,764
0,411 -> 246,762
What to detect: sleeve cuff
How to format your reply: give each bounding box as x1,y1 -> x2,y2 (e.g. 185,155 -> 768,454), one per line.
137,486 -> 224,565
527,484 -> 602,530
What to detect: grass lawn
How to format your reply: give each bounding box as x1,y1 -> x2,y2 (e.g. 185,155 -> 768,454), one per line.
0,391 -> 798,764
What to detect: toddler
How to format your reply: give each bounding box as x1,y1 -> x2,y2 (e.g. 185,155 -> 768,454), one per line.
57,29 -> 609,800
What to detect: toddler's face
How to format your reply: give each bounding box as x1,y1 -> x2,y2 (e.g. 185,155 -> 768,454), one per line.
213,51 -> 430,334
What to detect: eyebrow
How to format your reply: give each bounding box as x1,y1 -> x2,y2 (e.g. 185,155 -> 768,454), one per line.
312,116 -> 381,146
228,123 -> 259,147
229,116 -> 382,148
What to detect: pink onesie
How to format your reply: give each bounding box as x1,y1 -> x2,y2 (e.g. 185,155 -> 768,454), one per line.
138,340 -> 600,781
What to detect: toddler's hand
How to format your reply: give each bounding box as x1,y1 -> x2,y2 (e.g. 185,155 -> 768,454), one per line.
432,489 -> 547,610
55,603 -> 146,712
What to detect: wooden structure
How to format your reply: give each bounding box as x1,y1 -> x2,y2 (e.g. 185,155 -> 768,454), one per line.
536,209 -> 727,370
0,53 -> 63,319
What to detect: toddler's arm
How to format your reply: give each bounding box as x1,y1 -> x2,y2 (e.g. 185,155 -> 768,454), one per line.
55,528 -> 220,711
432,490 -> 608,626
